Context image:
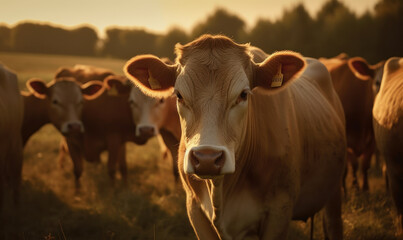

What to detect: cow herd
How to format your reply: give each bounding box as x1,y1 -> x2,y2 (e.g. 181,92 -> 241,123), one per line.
0,34 -> 402,239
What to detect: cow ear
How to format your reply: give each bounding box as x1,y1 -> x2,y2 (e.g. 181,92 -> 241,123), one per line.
348,57 -> 375,81
81,80 -> 104,100
253,51 -> 306,91
124,54 -> 177,98
104,76 -> 130,95
27,78 -> 48,99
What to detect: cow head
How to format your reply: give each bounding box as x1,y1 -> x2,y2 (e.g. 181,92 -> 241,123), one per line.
124,35 -> 305,178
27,77 -> 104,135
105,76 -> 168,140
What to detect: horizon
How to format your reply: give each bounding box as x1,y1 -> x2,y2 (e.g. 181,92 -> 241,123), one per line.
0,0 -> 378,38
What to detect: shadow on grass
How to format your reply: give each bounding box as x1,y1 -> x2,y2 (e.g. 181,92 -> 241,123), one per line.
1,175 -> 195,240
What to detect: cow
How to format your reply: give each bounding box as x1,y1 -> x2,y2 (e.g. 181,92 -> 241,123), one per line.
124,35 -> 346,240
22,77 -> 104,190
0,64 -> 23,208
373,57 -> 403,237
320,55 -> 383,191
105,77 -> 181,181
55,65 -> 149,187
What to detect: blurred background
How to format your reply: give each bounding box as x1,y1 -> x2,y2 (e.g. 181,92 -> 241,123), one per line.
1,0 -> 402,239
1,0 -> 402,63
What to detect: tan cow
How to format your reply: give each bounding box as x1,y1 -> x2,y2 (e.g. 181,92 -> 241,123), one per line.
0,64 -> 23,207
23,77 -> 104,189
373,57 -> 403,237
320,55 -> 382,191
124,35 -> 346,240
55,65 -> 149,186
105,77 -> 181,181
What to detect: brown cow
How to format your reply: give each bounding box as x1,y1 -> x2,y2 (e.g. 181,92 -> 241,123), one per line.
55,65 -> 149,187
124,35 -> 346,240
22,77 -> 104,190
105,77 -> 181,181
373,57 -> 403,237
0,64 -> 23,207
320,55 -> 383,191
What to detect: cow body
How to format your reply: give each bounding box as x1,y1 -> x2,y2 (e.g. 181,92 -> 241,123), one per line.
56,65 -> 148,186
22,77 -> 104,190
126,86 -> 181,180
320,55 -> 378,191
0,65 -> 23,207
373,57 -> 403,237
124,35 -> 346,239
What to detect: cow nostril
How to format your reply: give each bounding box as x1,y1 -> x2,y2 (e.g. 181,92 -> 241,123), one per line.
140,126 -> 154,135
214,152 -> 224,167
191,151 -> 200,168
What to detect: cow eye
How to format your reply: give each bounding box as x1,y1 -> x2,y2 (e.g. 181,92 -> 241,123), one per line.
175,91 -> 184,103
236,90 -> 249,104
159,98 -> 165,104
52,99 -> 59,105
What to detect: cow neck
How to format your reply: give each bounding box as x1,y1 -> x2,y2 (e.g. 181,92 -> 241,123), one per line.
222,91 -> 287,200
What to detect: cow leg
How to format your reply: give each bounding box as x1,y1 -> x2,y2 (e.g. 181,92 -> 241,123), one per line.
347,149 -> 359,190
360,139 -> 375,191
106,134 -> 122,185
261,192 -> 293,240
322,185 -> 343,240
117,142 -> 127,185
58,139 -> 69,169
65,137 -> 84,192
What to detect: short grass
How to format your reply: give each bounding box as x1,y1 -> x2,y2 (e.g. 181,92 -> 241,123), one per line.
0,52 -> 400,239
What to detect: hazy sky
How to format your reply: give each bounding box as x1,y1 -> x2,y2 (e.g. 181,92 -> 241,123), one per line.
0,0 -> 378,38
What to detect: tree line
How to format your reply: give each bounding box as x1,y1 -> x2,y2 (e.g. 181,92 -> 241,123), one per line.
0,0 -> 401,63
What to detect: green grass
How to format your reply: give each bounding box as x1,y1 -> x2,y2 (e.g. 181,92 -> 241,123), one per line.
0,52 -> 401,239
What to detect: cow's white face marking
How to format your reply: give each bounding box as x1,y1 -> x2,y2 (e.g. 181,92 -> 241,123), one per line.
49,81 -> 84,134
175,58 -> 251,177
129,87 -> 167,137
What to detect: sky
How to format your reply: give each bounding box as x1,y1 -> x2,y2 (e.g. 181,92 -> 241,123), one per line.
0,0 -> 379,38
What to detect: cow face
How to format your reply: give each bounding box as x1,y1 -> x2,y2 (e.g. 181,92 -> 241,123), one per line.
105,77 -> 167,140
124,35 -> 305,178
27,78 -> 103,135
128,87 -> 167,139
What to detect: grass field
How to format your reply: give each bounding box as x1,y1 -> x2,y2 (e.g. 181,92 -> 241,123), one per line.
0,52 -> 400,239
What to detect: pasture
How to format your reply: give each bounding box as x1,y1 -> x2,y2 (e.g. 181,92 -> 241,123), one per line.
0,52 -> 399,239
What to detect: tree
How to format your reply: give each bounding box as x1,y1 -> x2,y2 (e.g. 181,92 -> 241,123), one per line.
374,0 -> 403,61
0,25 -> 11,51
315,0 -> 357,58
156,27 -> 189,60
191,8 -> 245,41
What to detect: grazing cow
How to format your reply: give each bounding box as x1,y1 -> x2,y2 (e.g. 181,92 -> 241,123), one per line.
55,65 -> 148,186
124,35 -> 346,240
22,77 -> 104,190
105,77 -> 181,181
373,57 -> 403,237
320,55 -> 382,191
0,65 -> 23,207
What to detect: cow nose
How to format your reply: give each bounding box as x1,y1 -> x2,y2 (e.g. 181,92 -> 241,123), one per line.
67,123 -> 83,133
139,126 -> 155,138
191,149 -> 225,176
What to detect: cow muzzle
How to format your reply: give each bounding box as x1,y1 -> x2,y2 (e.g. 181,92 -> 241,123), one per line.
61,121 -> 84,135
185,145 -> 235,177
136,125 -> 156,139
